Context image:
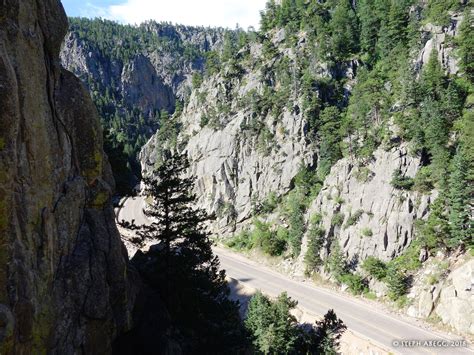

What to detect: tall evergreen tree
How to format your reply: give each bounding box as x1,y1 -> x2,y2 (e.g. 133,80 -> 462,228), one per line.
358,0 -> 381,64
328,0 -> 360,61
448,149 -> 472,248
245,292 -> 300,354
458,9 -> 474,83
318,106 -> 342,177
121,153 -> 246,352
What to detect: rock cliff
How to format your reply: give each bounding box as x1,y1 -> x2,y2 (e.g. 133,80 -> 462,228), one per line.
60,20 -> 227,115
301,143 -> 435,264
407,254 -> 473,335
139,4 -> 472,336
0,1 -> 135,353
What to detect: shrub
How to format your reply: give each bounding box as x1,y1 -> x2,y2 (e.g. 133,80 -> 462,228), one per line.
363,291 -> 377,300
385,267 -> 409,300
200,114 -> 209,128
361,227 -> 373,237
354,166 -> 372,182
413,166 -> 434,192
344,209 -> 364,228
226,230 -> 253,250
253,219 -> 287,256
361,257 -> 387,281
391,169 -> 414,190
192,72 -> 203,89
331,212 -> 344,227
261,191 -> 280,213
338,273 -> 368,295
305,225 -> 325,274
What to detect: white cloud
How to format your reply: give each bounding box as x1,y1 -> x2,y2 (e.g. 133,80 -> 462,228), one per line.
81,2 -> 113,18
94,0 -> 268,29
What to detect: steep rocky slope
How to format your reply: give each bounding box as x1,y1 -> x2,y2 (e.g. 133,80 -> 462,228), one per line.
301,143 -> 435,263
0,1 -> 135,353
61,20 -> 227,113
60,19 -> 230,190
140,1 -> 472,335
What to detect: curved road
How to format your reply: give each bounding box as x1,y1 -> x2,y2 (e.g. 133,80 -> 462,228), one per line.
119,196 -> 473,355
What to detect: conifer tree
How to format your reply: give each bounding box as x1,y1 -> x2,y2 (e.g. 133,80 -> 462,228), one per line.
121,152 -> 245,352
458,9 -> 474,83
448,149 -> 472,249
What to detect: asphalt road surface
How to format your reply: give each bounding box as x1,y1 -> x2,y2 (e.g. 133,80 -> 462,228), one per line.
119,196 -> 473,355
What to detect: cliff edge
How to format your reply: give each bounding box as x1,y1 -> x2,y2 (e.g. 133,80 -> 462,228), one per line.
0,1 -> 135,353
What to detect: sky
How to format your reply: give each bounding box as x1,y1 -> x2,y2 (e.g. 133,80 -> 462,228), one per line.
61,0 -> 268,29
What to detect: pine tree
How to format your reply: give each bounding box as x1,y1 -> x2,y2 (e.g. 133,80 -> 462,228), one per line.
359,0 -> 381,65
328,241 -> 346,279
448,149 -> 472,249
318,106 -> 342,177
121,153 -> 245,352
458,9 -> 474,83
420,49 -> 446,100
304,214 -> 325,274
245,292 -> 299,354
311,309 -> 347,354
386,0 -> 409,47
329,0 -> 360,61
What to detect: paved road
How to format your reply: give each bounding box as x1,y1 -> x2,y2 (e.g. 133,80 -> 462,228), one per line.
119,196 -> 473,355
117,196 -> 151,226
217,247 -> 472,355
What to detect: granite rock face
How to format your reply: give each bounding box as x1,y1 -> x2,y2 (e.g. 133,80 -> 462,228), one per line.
121,55 -> 174,117
302,144 -> 434,263
0,1 -> 135,353
407,255 -> 473,335
140,35 -> 322,234
60,22 -> 227,116
416,13 -> 463,75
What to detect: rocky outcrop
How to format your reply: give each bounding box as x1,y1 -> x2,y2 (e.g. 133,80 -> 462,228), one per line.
416,13 -> 463,75
60,21 -> 227,115
302,144 -> 433,263
407,255 -> 473,335
0,1 -> 135,353
121,55 -> 174,117
141,35 -> 321,234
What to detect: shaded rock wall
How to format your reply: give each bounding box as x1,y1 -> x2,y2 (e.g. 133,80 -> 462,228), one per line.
0,1 -> 135,353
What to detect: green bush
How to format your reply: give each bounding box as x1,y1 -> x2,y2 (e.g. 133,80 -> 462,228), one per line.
253,219 -> 287,256
361,227 -> 373,237
199,114 -> 209,128
226,230 -> 253,250
192,72 -> 203,89
331,212 -> 345,227
260,191 -> 280,213
338,273 -> 368,295
391,169 -> 414,190
344,209 -> 364,228
354,166 -> 372,182
361,257 -> 387,281
385,267 -> 409,300
413,166 -> 434,192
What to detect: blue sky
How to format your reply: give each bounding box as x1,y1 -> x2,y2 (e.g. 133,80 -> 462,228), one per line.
61,0 -> 267,29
